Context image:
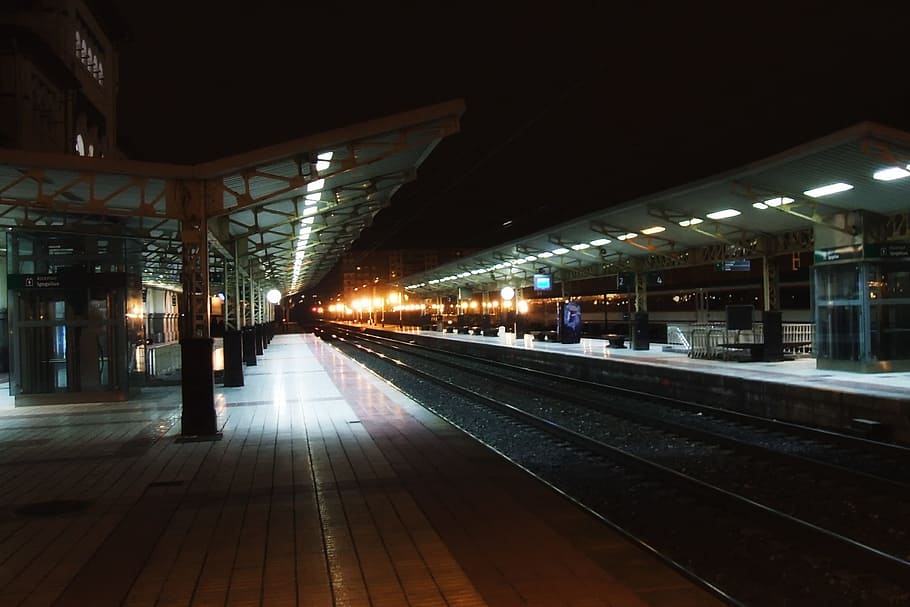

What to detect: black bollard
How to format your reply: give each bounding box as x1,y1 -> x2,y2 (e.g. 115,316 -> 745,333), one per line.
180,337 -> 219,437
242,326 -> 257,366
222,328 -> 244,387
255,324 -> 264,355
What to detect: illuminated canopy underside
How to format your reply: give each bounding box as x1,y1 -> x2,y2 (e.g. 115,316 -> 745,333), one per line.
401,122 -> 910,296
0,99 -> 465,294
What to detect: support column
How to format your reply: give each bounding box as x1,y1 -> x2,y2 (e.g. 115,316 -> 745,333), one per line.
222,328 -> 244,387
248,267 -> 257,328
633,269 -> 649,350
177,180 -> 219,439
234,239 -> 244,329
242,325 -> 257,366
762,256 -> 780,311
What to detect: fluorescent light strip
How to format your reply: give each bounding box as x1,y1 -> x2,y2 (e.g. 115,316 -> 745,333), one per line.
617,232 -> 637,240
873,166 -> 910,181
706,209 -> 741,220
552,248 -> 569,255
803,182 -> 852,198
753,196 -> 794,210
315,151 -> 333,172
640,226 -> 665,235
571,243 -> 590,250
590,238 -> 611,246
679,218 -> 703,227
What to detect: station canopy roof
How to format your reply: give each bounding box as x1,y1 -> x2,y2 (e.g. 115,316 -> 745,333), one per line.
0,99 -> 465,295
401,121 -> 910,297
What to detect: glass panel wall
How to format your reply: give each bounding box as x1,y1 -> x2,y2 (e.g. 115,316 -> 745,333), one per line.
868,263 -> 910,361
814,259 -> 910,371
814,264 -> 865,363
7,231 -> 142,403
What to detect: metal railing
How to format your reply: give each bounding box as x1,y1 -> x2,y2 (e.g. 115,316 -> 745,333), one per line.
676,322 -> 814,360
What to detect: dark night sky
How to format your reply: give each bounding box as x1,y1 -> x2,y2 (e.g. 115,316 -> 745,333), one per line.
110,2 -> 910,264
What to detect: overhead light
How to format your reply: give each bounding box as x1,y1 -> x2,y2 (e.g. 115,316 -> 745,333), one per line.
765,196 -> 794,207
678,218 -> 703,227
803,182 -> 852,198
552,247 -> 569,255
617,232 -> 638,240
524,255 -> 538,262
873,166 -> 910,181
538,251 -> 554,258
706,209 -> 741,220
590,238 -> 611,246
640,226 -> 665,235
571,243 -> 590,250
315,152 -> 333,172
753,196 -> 794,210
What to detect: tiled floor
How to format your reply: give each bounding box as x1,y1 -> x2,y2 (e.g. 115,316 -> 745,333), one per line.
0,334 -> 724,607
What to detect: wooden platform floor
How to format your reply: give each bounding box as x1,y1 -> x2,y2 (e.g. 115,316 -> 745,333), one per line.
0,333 -> 724,606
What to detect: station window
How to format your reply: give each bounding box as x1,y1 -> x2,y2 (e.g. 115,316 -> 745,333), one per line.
74,27 -> 104,86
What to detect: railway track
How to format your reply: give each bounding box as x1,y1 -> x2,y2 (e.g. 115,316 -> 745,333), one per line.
319,324 -> 910,606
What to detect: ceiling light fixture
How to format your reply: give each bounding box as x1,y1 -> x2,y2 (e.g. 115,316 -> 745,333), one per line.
803,182 -> 852,198
873,166 -> 910,181
706,209 -> 741,220
315,152 -> 333,172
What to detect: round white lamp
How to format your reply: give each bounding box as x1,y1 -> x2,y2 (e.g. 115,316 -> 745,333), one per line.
266,289 -> 282,305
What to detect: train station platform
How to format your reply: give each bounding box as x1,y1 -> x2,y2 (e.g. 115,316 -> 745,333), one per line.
354,323 -> 910,444
393,326 -> 910,401
0,333 -> 724,607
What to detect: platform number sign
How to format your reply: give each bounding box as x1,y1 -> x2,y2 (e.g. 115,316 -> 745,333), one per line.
617,272 -> 635,292
647,271 -> 663,287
